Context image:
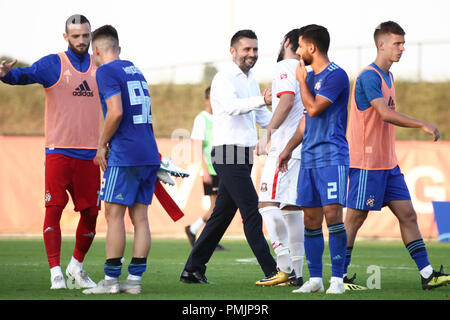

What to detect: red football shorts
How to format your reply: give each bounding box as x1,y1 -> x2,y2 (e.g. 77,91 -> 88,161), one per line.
44,154 -> 100,211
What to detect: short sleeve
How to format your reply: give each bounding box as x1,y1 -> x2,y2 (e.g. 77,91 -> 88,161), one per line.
317,69 -> 348,103
274,62 -> 297,98
96,65 -> 121,101
355,69 -> 384,111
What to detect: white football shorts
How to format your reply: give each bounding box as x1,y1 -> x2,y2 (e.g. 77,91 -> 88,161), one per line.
258,153 -> 300,208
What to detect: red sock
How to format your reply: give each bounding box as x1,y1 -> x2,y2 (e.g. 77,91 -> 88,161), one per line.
43,206 -> 64,268
73,208 -> 98,262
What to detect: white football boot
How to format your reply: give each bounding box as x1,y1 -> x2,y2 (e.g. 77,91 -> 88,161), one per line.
326,277 -> 345,294
292,278 -> 324,293
66,265 -> 96,289
160,158 -> 189,178
119,279 -> 142,294
156,168 -> 176,186
82,279 -> 120,294
50,274 -> 67,290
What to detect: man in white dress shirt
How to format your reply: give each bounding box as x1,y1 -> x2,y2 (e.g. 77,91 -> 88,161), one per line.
180,30 -> 280,284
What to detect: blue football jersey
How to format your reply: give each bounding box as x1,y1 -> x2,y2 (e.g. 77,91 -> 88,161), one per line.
96,60 -> 160,166
301,62 -> 350,169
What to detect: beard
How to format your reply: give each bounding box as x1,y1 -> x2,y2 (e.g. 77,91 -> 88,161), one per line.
238,56 -> 257,73
68,40 -> 90,56
301,52 -> 312,66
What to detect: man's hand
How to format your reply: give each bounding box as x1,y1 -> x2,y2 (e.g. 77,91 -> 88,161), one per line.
296,58 -> 308,83
256,136 -> 268,156
0,59 -> 17,78
263,87 -> 272,106
277,149 -> 292,173
422,123 -> 440,141
202,171 -> 213,185
96,145 -> 109,172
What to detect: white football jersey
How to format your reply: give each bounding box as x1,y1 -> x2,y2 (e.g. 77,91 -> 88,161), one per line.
270,59 -> 305,159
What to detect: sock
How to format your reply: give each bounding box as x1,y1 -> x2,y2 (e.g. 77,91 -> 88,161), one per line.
50,266 -> 63,280
128,257 -> 147,279
260,206 -> 292,274
69,256 -> 83,271
344,246 -> 353,277
104,257 -> 122,279
43,206 -> 64,268
190,217 -> 205,235
282,209 -> 304,278
405,239 -> 431,276
328,223 -> 347,278
304,227 -> 324,278
419,265 -> 433,279
73,208 -> 98,263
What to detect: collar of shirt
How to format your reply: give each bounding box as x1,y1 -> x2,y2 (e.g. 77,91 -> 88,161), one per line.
65,47 -> 91,73
228,61 -> 255,80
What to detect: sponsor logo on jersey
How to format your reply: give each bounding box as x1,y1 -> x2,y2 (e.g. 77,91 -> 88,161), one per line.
280,73 -> 287,79
387,96 -> 395,110
72,80 -> 94,97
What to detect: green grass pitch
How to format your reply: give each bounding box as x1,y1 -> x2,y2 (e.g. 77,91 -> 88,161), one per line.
0,237 -> 449,301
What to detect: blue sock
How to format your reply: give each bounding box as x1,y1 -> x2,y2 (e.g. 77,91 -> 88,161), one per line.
304,228 -> 324,278
104,257 -> 122,279
344,246 -> 353,275
406,239 -> 430,271
128,257 -> 147,277
328,223 -> 347,278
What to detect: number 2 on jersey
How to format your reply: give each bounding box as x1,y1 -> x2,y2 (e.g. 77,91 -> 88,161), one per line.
127,80 -> 152,124
327,182 -> 337,199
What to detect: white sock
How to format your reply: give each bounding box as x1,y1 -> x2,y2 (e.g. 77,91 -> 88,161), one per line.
420,265 -> 433,278
50,266 -> 63,279
282,209 -> 304,278
127,274 -> 142,281
259,206 -> 292,274
105,275 -> 117,280
277,253 -> 293,274
69,256 -> 83,271
190,217 -> 205,235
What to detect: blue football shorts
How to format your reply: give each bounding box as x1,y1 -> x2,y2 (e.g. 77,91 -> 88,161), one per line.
99,165 -> 159,206
347,165 -> 411,211
297,165 -> 348,207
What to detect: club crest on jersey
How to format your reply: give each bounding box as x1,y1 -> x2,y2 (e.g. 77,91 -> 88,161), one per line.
280,73 -> 287,79
45,191 -> 52,203
314,80 -> 322,91
260,183 -> 268,192
366,195 -> 375,208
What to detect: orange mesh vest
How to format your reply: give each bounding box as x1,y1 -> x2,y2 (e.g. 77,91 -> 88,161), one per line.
348,66 -> 398,170
44,52 -> 101,149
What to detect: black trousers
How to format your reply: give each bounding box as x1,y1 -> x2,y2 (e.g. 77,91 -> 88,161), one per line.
184,145 -> 277,277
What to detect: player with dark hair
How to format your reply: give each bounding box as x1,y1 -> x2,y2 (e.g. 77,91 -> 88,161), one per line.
0,14 -> 99,290
256,28 -> 305,287
83,25 -> 160,294
344,21 -> 449,290
278,24 -> 350,294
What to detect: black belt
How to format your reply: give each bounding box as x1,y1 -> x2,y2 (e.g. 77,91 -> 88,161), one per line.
211,145 -> 255,165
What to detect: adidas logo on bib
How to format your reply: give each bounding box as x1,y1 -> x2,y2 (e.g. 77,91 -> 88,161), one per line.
73,80 -> 94,97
